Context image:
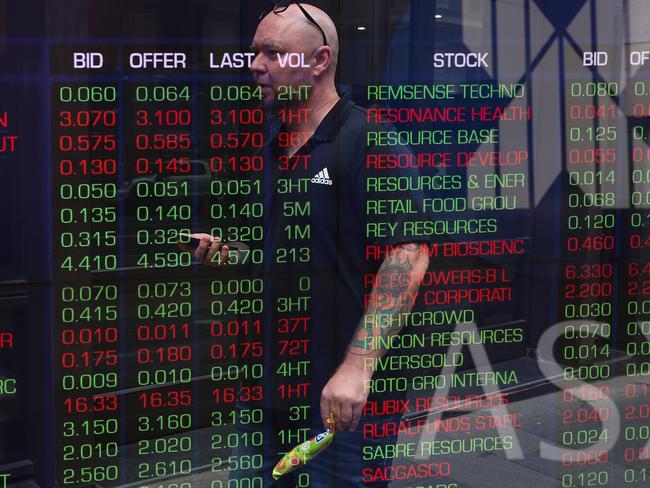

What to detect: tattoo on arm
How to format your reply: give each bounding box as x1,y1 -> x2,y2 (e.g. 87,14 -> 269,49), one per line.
348,243 -> 428,355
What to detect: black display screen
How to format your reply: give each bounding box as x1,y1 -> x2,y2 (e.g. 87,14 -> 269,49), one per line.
1,1 -> 649,487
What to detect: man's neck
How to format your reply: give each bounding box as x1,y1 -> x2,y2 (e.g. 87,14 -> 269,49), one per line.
282,88 -> 340,156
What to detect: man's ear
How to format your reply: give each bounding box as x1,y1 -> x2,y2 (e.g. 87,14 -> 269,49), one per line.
312,46 -> 333,77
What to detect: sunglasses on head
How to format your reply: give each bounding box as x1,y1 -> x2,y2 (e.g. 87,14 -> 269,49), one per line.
259,1 -> 328,47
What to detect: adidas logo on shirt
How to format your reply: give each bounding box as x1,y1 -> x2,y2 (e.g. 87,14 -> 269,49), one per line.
311,167 -> 333,185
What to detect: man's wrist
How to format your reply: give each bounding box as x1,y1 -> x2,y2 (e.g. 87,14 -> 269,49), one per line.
340,352 -> 375,379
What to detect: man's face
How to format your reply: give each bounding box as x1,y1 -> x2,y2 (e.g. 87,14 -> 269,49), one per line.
250,11 -> 317,105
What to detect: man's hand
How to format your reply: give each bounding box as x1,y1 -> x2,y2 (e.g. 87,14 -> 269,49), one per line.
320,358 -> 372,432
178,233 -> 230,266
322,243 -> 428,433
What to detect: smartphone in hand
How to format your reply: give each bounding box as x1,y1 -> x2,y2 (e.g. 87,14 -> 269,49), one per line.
185,235 -> 239,251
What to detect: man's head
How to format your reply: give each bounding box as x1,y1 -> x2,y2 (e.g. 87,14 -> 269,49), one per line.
250,2 -> 339,105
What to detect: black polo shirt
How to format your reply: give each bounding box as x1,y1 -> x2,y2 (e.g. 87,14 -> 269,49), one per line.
255,92 -> 426,411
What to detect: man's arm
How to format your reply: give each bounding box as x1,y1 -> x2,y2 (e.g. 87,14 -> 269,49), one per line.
320,242 -> 430,431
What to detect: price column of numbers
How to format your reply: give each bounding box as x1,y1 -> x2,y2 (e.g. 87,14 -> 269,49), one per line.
51,82 -> 122,486
202,83 -> 265,265
559,80 -> 620,488
208,279 -> 265,482
619,79 -> 650,485
127,281 -> 195,485
53,84 -> 120,274
124,83 -> 194,270
56,285 -> 121,486
199,83 -> 266,482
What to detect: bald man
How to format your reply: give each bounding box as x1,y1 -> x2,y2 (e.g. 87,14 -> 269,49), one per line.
250,2 -> 341,153
196,3 -> 430,486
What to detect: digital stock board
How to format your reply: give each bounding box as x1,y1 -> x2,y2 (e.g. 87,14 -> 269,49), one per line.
1,0 -> 650,487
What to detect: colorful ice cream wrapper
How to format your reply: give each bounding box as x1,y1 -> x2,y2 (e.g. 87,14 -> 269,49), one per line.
272,414 -> 335,479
